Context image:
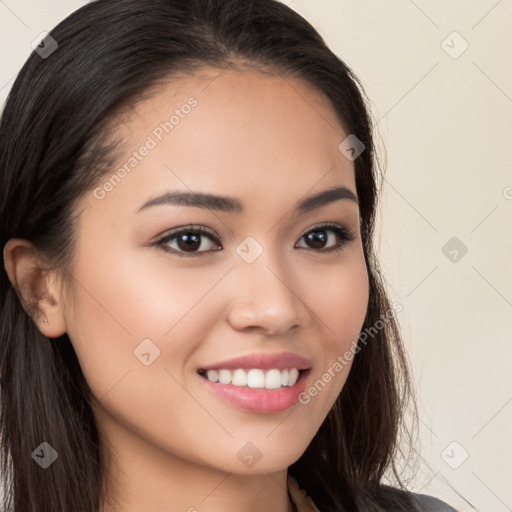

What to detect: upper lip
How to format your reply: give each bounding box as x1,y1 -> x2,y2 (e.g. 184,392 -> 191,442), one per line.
199,352 -> 311,371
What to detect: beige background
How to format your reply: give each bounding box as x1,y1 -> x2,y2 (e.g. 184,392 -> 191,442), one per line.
1,1 -> 511,511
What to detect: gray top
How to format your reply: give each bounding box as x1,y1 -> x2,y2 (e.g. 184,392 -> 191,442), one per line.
288,476 -> 459,511
411,491 -> 459,511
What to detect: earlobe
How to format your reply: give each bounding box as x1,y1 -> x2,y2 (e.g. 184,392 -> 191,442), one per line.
3,238 -> 67,338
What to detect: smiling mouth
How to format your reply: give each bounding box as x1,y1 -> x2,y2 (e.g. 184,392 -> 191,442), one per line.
197,367 -> 307,390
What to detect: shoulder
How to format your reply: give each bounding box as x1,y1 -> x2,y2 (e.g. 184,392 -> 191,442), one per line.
378,485 -> 459,512
288,477 -> 459,512
408,491 -> 459,512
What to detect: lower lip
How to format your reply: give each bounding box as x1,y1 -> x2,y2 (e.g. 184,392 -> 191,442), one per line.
198,370 -> 309,413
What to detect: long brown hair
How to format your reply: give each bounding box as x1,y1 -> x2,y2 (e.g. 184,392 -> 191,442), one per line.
0,1 -> 419,510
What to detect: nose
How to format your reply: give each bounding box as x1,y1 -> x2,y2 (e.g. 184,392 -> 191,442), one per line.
226,250 -> 305,335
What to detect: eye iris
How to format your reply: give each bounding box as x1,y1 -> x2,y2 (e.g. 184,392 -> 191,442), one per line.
306,230 -> 327,249
177,233 -> 201,251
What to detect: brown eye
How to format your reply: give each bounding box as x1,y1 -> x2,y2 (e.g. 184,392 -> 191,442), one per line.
296,223 -> 355,252
304,230 -> 329,249
157,226 -> 221,257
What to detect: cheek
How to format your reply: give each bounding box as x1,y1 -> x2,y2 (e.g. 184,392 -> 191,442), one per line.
305,252 -> 369,347
63,248 -> 232,463
295,253 -> 369,412
64,244 -> 211,389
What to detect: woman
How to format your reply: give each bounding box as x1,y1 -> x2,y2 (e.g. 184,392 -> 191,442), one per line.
0,1 -> 458,511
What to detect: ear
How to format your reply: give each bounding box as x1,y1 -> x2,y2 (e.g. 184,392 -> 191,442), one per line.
3,238 -> 67,338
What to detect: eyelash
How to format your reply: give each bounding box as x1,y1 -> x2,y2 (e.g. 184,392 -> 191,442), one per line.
153,222 -> 357,258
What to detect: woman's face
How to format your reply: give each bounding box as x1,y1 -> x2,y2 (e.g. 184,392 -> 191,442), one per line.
63,67 -> 369,475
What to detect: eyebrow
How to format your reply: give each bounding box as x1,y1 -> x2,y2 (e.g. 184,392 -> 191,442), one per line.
136,185 -> 359,215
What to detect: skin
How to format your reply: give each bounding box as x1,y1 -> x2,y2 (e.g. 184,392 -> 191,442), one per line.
4,67 -> 369,512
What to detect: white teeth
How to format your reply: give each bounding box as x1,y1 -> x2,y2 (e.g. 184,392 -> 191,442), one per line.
203,368 -> 302,388
265,369 -> 282,389
206,369 -> 219,382
288,368 -> 299,386
218,369 -> 231,384
231,369 -> 248,386
247,369 -> 265,388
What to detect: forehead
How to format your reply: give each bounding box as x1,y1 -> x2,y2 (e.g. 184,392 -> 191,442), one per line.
82,67 -> 356,219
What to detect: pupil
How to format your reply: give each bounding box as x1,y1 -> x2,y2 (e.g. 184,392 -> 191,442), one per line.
178,234 -> 200,251
307,230 -> 327,249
